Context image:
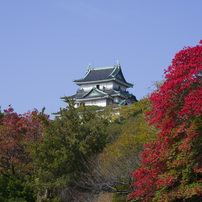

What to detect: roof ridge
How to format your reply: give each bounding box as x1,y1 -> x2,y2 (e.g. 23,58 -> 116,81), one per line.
82,68 -> 91,80
118,99 -> 127,106
82,87 -> 107,98
91,66 -> 115,70
94,87 -> 108,95
82,88 -> 94,98
109,65 -> 119,77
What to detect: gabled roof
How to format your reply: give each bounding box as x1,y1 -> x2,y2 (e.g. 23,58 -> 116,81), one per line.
62,87 -> 113,101
74,63 -> 133,87
61,88 -> 137,103
82,87 -> 110,99
118,99 -> 128,106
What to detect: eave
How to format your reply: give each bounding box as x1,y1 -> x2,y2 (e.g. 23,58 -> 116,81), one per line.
74,78 -> 133,88
74,96 -> 113,102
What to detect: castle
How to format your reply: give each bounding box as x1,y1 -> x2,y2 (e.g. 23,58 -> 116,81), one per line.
53,62 -> 137,116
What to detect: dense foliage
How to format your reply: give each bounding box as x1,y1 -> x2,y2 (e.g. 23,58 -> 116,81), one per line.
1,41 -> 201,202
129,41 -> 202,201
77,98 -> 159,201
0,106 -> 45,201
28,100 -> 110,200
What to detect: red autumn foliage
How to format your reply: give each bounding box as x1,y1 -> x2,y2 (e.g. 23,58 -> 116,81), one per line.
0,106 -> 47,177
128,41 -> 202,201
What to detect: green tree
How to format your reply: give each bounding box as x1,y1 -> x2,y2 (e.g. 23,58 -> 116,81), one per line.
29,100 -> 110,199
78,98 -> 159,201
0,174 -> 35,202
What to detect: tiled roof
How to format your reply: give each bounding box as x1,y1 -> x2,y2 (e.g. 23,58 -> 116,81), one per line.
62,88 -> 137,102
74,67 -> 115,82
74,65 -> 133,87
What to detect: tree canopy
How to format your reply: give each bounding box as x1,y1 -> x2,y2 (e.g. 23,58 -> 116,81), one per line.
128,41 -> 202,201
1,41 -> 201,202
0,106 -> 46,201
28,100 -> 110,199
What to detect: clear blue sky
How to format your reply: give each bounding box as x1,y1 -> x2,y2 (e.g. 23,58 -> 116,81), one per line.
0,0 -> 202,118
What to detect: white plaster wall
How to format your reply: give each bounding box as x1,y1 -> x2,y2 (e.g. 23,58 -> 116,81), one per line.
80,84 -> 93,91
100,82 -> 113,90
85,99 -> 107,107
80,82 -> 113,91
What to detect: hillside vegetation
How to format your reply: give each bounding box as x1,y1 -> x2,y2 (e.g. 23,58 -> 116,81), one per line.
0,41 -> 201,201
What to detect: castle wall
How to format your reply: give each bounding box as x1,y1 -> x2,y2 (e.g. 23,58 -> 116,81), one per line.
80,81 -> 127,92
84,99 -> 107,107
80,82 -> 113,91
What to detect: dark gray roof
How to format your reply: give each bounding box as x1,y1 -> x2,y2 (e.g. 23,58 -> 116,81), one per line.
61,87 -> 137,102
62,87 -> 110,100
74,65 -> 133,87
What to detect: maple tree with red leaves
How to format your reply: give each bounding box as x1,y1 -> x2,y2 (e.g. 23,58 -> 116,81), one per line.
0,106 -> 46,177
128,41 -> 202,201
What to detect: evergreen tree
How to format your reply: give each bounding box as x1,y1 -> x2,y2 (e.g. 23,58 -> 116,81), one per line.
29,100 -> 110,198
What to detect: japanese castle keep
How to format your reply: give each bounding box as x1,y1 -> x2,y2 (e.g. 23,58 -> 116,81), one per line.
54,62 -> 137,116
